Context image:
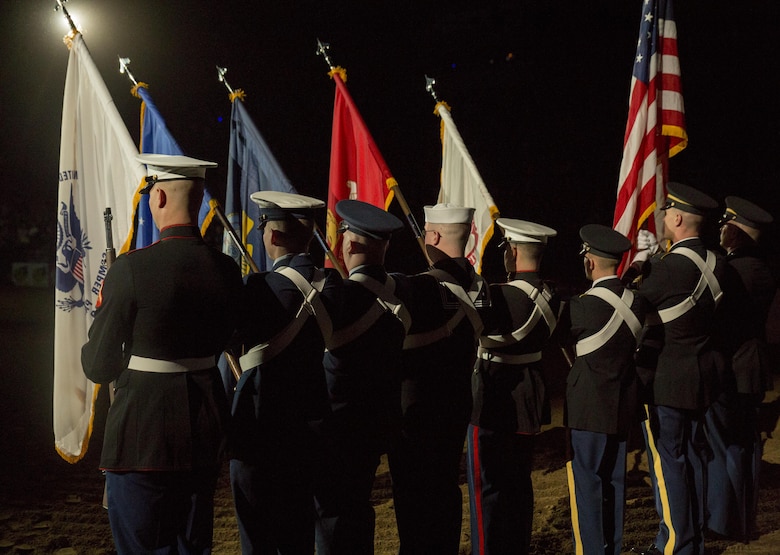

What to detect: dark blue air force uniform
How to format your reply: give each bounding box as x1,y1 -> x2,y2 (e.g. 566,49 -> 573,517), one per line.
313,199 -> 407,555
314,264 -> 406,554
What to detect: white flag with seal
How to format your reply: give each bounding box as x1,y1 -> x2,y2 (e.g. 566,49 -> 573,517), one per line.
435,102 -> 500,274
54,32 -> 145,462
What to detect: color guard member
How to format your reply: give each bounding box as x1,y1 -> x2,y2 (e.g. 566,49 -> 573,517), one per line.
389,203 -> 489,554
229,191 -> 340,554
313,200 -> 410,555
564,224 -> 646,555
81,154 -> 243,555
466,218 -> 559,554
630,183 -> 727,555
705,196 -> 775,540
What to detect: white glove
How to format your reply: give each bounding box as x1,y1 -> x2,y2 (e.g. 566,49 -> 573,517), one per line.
631,248 -> 651,265
636,229 -> 659,254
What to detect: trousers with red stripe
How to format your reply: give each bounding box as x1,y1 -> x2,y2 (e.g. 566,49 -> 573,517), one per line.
466,424 -> 535,554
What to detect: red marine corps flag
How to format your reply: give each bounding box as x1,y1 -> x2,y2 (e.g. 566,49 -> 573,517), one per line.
325,67 -> 397,267
613,0 -> 687,274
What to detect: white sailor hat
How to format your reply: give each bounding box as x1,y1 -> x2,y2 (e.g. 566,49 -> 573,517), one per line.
250,191 -> 325,223
497,218 -> 557,244
137,154 -> 217,193
423,203 -> 475,224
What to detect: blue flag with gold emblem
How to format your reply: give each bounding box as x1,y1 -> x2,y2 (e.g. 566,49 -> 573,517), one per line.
224,98 -> 296,274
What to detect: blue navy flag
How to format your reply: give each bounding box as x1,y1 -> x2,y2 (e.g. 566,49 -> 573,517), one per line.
224,98 -> 296,274
132,84 -> 184,248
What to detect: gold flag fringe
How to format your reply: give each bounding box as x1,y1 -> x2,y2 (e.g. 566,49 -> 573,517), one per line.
328,67 -> 348,83
230,89 -> 247,103
131,82 -> 150,99
63,29 -> 79,49
433,100 -> 452,117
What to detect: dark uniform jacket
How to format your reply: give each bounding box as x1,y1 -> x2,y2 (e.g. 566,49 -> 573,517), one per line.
471,272 -> 558,434
322,264 -> 406,454
637,237 -> 728,410
81,224 -> 243,471
720,246 -> 777,398
394,257 -> 489,429
230,253 -> 341,463
565,276 -> 646,435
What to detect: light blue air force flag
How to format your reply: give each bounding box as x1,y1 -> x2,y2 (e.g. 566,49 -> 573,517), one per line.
133,85 -> 184,248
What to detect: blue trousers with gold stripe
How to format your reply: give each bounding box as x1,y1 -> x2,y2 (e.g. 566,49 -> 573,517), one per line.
642,405 -> 707,555
566,429 -> 626,555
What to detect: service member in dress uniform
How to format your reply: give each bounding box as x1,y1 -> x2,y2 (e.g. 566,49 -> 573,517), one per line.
229,191 -> 340,554
465,218 -> 558,554
81,154 -> 243,555
563,224 -> 646,555
629,182 -> 728,555
313,200 -> 410,555
704,196 -> 775,540
388,203 -> 489,555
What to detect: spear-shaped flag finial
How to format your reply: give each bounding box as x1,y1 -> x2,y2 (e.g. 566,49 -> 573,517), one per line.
217,66 -> 234,95
54,0 -> 79,36
425,75 -> 440,103
316,39 -> 335,70
217,66 -> 246,102
118,57 -> 138,87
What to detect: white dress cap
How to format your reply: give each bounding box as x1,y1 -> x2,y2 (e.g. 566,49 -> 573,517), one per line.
250,191 -> 325,220
497,218 -> 557,244
423,203 -> 475,224
250,191 -> 325,210
137,154 -> 217,181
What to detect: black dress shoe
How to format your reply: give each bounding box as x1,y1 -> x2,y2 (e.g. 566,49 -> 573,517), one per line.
629,544 -> 661,555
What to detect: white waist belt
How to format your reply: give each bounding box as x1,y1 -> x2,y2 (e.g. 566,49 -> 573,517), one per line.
128,355 -> 215,373
477,348 -> 542,365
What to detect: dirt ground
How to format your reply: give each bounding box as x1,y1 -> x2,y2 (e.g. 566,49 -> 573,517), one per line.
1,284 -> 780,554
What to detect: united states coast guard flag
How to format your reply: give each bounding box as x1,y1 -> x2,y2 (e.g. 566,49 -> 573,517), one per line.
613,0 -> 687,272
54,33 -> 145,462
224,97 -> 296,274
435,102 -> 500,274
326,68 -> 397,268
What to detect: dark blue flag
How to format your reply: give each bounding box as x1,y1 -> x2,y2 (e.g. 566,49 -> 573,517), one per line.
224,99 -> 296,273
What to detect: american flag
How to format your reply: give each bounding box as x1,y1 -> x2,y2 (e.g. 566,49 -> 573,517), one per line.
613,0 -> 687,269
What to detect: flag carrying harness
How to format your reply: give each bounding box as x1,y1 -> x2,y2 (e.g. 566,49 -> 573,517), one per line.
403,269 -> 485,350
646,248 -> 723,325
575,288 -> 642,357
477,280 -> 556,365
239,267 -> 332,371
327,274 -> 410,350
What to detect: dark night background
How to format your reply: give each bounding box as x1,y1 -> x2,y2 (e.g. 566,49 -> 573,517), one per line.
1,0 -> 779,286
